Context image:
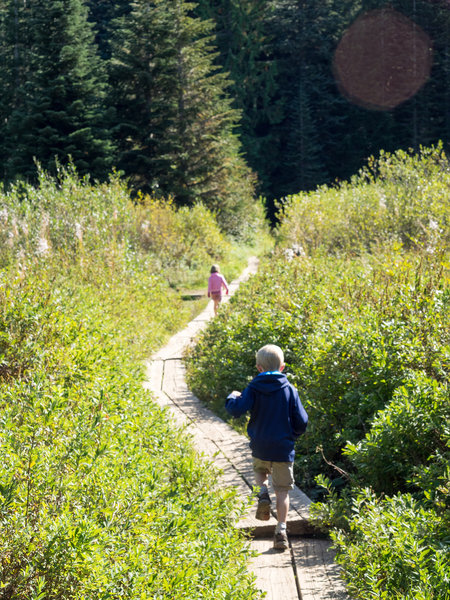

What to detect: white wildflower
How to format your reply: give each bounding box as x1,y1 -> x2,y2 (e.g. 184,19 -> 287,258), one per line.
429,218 -> 439,231
36,237 -> 51,256
75,221 -> 83,242
284,244 -> 306,261
11,217 -> 19,237
291,243 -> 306,257
21,221 -> 29,237
41,212 -> 50,230
0,208 -> 8,223
284,248 -> 295,261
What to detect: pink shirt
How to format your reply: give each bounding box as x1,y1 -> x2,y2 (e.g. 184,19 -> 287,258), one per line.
208,272 -> 229,296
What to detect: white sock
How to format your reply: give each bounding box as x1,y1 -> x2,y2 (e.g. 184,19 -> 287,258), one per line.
275,522 -> 286,534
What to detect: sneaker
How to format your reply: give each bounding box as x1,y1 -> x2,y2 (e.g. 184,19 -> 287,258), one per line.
255,491 -> 271,521
273,529 -> 288,550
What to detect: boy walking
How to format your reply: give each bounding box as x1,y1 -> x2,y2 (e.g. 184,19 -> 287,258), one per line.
225,344 -> 308,550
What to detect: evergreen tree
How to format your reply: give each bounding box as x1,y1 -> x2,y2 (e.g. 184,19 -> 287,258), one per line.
87,0 -> 131,59
389,0 -> 450,151
0,0 -> 30,180
0,0 -> 114,183
110,0 -> 256,234
267,0 -> 359,194
194,0 -> 280,197
281,71 -> 326,193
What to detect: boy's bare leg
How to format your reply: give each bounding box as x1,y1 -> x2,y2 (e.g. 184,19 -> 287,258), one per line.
254,471 -> 271,520
275,490 -> 289,524
273,490 -> 290,549
254,471 -> 269,491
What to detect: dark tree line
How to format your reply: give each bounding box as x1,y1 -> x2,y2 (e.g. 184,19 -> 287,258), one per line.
195,0 -> 450,206
1,0 -> 449,221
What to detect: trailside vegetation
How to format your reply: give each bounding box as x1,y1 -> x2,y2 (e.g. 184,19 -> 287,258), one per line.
186,145 -> 450,599
0,0 -> 114,183
0,167 -> 262,599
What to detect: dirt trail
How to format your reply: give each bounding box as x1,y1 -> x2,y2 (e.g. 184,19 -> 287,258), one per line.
145,257 -> 349,600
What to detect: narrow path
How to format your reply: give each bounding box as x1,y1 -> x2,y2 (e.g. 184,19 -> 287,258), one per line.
144,258 -> 349,600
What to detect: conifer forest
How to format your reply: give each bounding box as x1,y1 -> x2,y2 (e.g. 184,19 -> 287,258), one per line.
1,1 -> 450,212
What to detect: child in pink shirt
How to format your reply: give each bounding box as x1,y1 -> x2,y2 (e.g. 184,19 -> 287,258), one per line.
208,264 -> 229,315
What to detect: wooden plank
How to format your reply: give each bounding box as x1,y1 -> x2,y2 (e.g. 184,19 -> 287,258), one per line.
250,539 -> 300,600
143,359 -> 164,393
290,538 -> 349,600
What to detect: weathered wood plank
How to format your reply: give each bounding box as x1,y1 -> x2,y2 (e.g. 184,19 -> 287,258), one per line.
143,359 -> 164,393
250,539 -> 300,600
291,538 -> 349,600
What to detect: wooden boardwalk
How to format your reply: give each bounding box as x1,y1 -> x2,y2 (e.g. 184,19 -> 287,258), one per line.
144,258 -> 349,600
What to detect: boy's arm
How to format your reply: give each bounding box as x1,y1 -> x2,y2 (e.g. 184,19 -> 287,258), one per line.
225,387 -> 253,417
290,387 -> 308,437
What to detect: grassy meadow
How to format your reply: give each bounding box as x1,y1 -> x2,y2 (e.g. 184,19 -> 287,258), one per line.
186,145 -> 450,599
0,167 -> 269,599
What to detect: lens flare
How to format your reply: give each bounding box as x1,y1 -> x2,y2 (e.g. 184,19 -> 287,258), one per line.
333,8 -> 433,111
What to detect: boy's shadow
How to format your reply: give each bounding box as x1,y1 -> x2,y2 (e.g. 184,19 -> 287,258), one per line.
261,546 -> 288,555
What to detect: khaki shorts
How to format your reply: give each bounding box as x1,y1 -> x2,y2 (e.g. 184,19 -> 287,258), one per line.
253,458 -> 294,492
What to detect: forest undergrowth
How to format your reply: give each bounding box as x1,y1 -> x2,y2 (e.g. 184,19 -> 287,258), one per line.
0,167 -> 269,599
186,145 -> 450,600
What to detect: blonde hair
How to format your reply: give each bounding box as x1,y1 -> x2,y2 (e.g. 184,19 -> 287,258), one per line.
256,344 -> 284,372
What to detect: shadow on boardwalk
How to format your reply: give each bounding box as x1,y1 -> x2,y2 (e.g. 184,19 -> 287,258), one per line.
144,257 -> 350,600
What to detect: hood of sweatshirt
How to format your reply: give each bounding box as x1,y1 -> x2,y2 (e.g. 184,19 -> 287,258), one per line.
248,372 -> 289,395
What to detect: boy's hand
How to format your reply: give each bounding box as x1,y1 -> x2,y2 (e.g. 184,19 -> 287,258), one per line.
230,390 -> 241,396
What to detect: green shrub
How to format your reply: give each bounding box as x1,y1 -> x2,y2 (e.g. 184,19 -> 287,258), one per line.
186,249 -> 449,488
345,373 -> 450,495
0,166 -> 234,280
0,274 -> 259,599
276,144 -> 450,255
332,491 -> 450,600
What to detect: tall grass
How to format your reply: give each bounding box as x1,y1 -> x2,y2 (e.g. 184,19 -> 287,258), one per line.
276,144 -> 449,256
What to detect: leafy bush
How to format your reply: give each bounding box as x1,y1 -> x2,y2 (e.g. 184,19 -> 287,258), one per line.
276,144 -> 450,255
0,165 -> 234,280
186,249 -> 449,486
332,491 -> 450,600
345,372 -> 450,495
0,273 -> 259,599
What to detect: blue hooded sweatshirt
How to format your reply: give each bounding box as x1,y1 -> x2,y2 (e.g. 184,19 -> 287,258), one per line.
225,372 -> 308,462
